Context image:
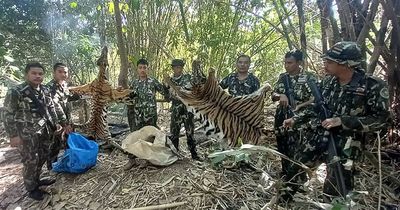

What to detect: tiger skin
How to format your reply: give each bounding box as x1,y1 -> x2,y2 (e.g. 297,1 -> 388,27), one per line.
164,61 -> 272,148
69,47 -> 135,144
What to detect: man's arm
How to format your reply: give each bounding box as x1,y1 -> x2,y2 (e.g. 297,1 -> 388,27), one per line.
3,89 -> 20,138
271,74 -> 285,102
252,76 -> 260,92
219,75 -> 229,89
154,78 -> 169,97
340,79 -> 390,132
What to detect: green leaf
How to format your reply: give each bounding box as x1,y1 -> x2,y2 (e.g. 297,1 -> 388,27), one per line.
108,1 -> 114,14
122,26 -> 127,33
69,2 -> 78,9
96,5 -> 102,11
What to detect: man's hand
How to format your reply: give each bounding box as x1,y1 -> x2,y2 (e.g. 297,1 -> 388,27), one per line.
321,117 -> 342,129
55,124 -> 63,134
283,118 -> 294,128
10,136 -> 22,147
279,94 -> 289,107
63,124 -> 73,135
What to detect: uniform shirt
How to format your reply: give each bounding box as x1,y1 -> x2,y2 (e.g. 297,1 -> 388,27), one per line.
294,70 -> 390,157
130,77 -> 168,120
168,74 -> 192,108
273,71 -> 317,109
46,79 -> 80,123
273,71 -> 317,131
3,82 -> 66,137
220,72 -> 260,96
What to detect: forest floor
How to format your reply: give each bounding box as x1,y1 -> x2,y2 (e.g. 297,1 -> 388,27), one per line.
0,104 -> 399,210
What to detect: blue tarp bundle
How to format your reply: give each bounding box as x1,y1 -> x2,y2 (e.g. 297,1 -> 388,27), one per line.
53,132 -> 99,173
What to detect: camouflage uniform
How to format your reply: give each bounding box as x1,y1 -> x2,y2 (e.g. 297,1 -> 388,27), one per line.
285,42 -> 390,199
272,71 -> 317,177
126,77 -> 168,132
46,80 -> 80,167
219,72 -> 260,96
167,74 -> 198,156
3,82 -> 66,192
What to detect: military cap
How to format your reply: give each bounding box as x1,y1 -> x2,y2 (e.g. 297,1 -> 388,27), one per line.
171,59 -> 185,67
322,41 -> 363,67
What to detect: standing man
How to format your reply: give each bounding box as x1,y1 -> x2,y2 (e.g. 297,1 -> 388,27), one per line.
167,59 -> 200,160
3,62 -> 67,200
283,42 -> 390,202
124,58 -> 169,170
220,54 -> 260,96
46,63 -> 80,169
271,50 -> 317,181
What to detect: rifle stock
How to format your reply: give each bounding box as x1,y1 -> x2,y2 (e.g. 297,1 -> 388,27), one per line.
307,79 -> 348,198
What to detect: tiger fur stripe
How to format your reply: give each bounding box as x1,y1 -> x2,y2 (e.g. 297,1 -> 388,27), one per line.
165,69 -> 271,147
69,47 -> 135,143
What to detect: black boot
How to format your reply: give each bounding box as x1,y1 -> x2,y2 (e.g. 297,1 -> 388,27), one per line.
28,188 -> 47,201
171,138 -> 179,151
190,148 -> 202,161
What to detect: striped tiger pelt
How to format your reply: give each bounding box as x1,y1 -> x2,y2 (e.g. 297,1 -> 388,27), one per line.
69,46 -> 135,143
164,63 -> 271,148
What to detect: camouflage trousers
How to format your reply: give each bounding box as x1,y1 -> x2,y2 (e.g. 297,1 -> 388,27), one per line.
170,106 -> 196,152
283,129 -> 356,199
19,128 -> 52,192
275,129 -> 300,176
48,133 -> 66,169
127,105 -> 158,132
126,105 -> 158,160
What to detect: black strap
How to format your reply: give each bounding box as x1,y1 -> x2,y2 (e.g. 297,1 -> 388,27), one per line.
283,74 -> 296,109
25,86 -> 56,130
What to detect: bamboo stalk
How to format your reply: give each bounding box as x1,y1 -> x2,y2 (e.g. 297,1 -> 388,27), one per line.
127,201 -> 186,210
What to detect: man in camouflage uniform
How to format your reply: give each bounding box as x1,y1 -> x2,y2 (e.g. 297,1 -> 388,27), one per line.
271,50 -> 317,180
3,62 -> 67,200
283,42 -> 390,202
46,63 -> 80,169
220,54 -> 260,96
167,59 -> 200,160
124,58 -> 169,170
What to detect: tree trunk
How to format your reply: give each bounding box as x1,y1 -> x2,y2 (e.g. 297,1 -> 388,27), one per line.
273,0 -> 294,50
367,15 -> 388,74
114,0 -> 130,88
318,0 -> 330,52
295,0 -> 307,67
336,0 -> 356,41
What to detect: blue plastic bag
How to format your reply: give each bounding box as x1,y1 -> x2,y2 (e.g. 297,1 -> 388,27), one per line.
53,132 -> 99,173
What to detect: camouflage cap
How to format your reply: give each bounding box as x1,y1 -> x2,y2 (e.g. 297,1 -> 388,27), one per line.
322,41 -> 363,67
171,59 -> 185,67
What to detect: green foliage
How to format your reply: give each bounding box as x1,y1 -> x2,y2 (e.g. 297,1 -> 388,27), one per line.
70,2 -> 78,9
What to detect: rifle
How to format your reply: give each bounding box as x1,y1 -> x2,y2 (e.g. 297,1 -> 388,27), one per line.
307,79 -> 348,198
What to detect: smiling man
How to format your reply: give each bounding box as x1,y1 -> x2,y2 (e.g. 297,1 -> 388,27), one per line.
3,62 -> 67,200
46,63 -> 80,169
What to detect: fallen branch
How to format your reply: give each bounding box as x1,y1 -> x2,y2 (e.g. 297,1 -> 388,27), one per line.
128,201 -> 186,210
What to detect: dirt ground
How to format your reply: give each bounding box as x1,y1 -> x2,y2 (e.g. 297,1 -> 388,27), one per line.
0,105 -> 399,210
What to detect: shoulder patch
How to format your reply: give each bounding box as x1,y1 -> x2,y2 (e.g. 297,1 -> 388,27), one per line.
380,87 -> 389,99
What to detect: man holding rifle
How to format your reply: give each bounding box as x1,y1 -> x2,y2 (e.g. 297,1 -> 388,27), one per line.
271,50 -> 316,184
283,42 -> 389,202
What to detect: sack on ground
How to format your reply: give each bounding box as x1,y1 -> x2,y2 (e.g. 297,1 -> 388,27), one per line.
53,132 -> 99,173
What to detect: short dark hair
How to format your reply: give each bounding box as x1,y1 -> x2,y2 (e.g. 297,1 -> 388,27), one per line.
25,62 -> 45,74
137,58 -> 149,66
285,50 -> 303,61
53,62 -> 67,71
236,54 -> 251,63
